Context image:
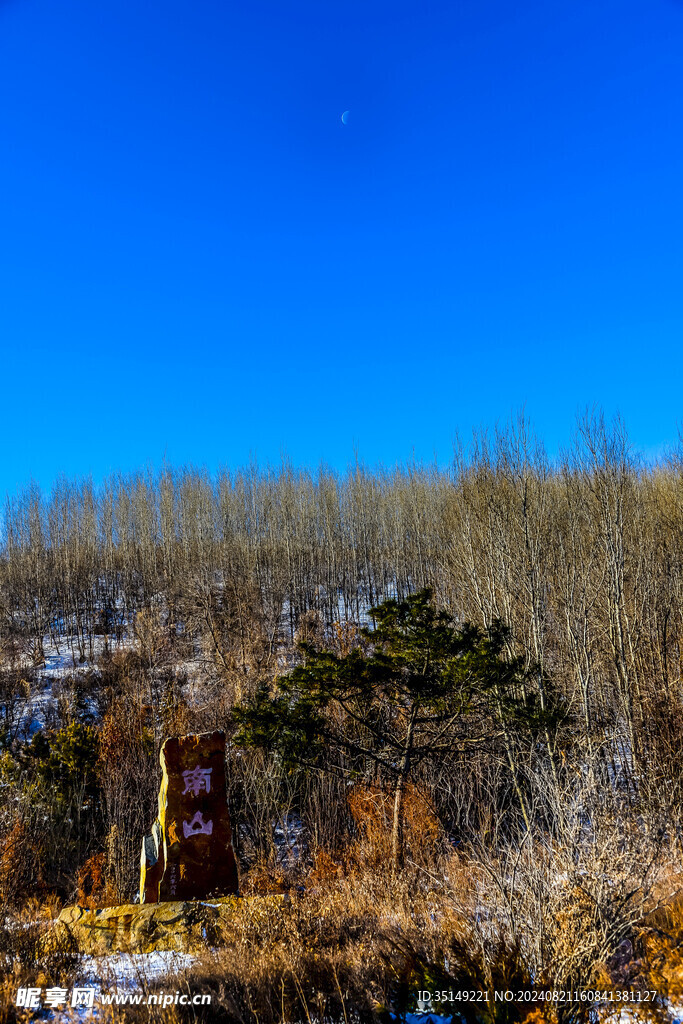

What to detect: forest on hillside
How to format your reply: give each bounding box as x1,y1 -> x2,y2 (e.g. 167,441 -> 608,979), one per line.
3,413 -> 683,1021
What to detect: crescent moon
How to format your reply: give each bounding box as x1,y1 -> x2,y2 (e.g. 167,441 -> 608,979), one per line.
341,110 -> 349,125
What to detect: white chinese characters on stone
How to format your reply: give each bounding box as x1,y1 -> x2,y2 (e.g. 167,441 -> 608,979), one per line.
183,811 -> 214,838
181,766 -> 212,797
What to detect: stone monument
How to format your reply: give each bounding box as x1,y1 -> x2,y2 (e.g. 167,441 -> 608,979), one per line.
140,730 -> 239,903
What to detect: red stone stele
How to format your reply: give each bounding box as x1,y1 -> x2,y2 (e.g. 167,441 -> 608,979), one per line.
140,730 -> 239,903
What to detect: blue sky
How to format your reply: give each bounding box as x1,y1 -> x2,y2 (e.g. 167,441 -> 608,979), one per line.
1,0 -> 682,495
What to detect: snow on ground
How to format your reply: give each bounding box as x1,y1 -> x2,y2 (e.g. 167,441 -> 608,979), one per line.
10,591 -> 375,742
10,630 -> 226,741
41,951 -> 198,1022
603,1004 -> 680,1023
77,949 -> 197,989
273,813 -> 306,866
11,633 -> 132,740
13,682 -> 54,739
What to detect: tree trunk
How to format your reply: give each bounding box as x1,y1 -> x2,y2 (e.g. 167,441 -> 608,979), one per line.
391,703 -> 417,876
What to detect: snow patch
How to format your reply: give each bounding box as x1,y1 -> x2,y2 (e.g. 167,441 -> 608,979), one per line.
78,949 -> 197,988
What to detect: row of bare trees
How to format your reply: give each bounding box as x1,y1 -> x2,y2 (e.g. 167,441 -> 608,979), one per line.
1,414 -> 683,807
2,414 -> 682,712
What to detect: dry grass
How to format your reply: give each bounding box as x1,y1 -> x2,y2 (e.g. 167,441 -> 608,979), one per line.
595,875 -> 683,1023
1,827 -> 680,1023
0,896 -> 79,1024
111,861 -> 535,1024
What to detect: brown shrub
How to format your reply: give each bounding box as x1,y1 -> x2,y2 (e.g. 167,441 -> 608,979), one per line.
347,781 -> 443,868
240,861 -> 290,896
0,819 -> 46,906
308,848 -> 343,885
76,852 -> 117,909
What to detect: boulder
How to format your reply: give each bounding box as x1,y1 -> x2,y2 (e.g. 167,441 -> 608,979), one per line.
47,895 -> 286,955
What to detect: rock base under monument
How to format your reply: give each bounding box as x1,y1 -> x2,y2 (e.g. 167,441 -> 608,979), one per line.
47,895 -> 286,955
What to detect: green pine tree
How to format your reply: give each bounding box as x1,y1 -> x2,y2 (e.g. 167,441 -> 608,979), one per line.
234,588 -> 563,871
